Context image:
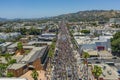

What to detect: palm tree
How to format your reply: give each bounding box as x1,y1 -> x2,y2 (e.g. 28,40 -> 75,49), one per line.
82,52 -> 90,64
17,42 -> 24,54
92,65 -> 102,80
31,70 -> 39,80
82,52 -> 90,80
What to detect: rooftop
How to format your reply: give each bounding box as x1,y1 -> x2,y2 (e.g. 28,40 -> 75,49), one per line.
29,46 -> 47,63
41,33 -> 56,36
28,41 -> 52,45
84,50 -> 98,56
98,50 -> 113,58
8,63 -> 26,70
7,42 -> 18,48
0,42 -> 12,47
0,57 -> 8,64
20,46 -> 47,62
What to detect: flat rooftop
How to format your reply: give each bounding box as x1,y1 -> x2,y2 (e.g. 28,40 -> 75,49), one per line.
98,50 -> 113,57
29,46 -> 47,63
41,33 -> 56,36
0,57 -> 7,64
74,36 -> 96,45
28,41 -> 52,45
0,42 -> 12,47
20,46 -> 47,62
84,50 -> 98,56
7,42 -> 18,48
8,63 -> 26,70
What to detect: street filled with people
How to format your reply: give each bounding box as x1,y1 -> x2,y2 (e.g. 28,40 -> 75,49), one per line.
51,21 -> 79,80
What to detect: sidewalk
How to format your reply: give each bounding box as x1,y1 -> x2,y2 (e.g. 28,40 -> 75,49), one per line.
20,70 -> 47,80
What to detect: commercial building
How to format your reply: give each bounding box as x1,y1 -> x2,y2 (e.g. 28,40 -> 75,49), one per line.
0,32 -> 21,40
7,42 -> 18,54
0,42 -> 12,53
7,46 -> 49,77
38,33 -> 56,41
74,35 -> 112,57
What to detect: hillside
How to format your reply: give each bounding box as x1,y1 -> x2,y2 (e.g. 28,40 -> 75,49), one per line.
0,18 -> 7,21
54,10 -> 120,22
0,10 -> 120,22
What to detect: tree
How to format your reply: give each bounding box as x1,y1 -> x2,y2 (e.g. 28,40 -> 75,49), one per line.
0,64 -> 7,77
81,30 -> 90,34
8,59 -> 16,65
91,22 -> 97,27
92,65 -> 102,80
31,70 -> 39,80
48,41 -> 55,72
48,41 -> 55,59
82,52 -> 90,80
4,53 -> 11,62
17,42 -> 24,54
0,39 -> 5,43
48,47 -> 54,69
17,42 -> 23,50
111,32 -> 120,56
20,28 -> 27,35
7,72 -> 14,77
29,27 -> 41,35
82,52 -> 90,61
112,32 -> 120,40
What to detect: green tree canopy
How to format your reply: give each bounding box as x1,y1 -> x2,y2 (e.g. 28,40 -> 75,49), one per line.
0,39 -> 5,43
111,32 -> 120,56
48,41 -> 55,58
82,52 -> 90,59
31,70 -> 39,80
81,30 -> 90,34
92,65 -> 102,80
0,64 -> 7,77
8,59 -> 17,65
112,32 -> 120,40
7,72 -> 14,77
17,42 -> 23,50
4,53 -> 11,62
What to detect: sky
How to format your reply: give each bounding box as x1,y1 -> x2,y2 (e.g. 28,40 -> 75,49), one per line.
0,0 -> 120,19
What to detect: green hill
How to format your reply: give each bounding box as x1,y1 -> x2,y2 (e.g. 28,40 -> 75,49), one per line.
54,10 -> 120,22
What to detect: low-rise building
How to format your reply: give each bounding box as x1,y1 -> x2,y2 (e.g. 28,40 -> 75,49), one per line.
20,38 -> 29,44
7,63 -> 27,77
38,33 -> 56,41
0,32 -> 21,40
83,50 -> 98,57
7,42 -> 18,54
0,42 -> 12,53
27,41 -> 52,46
74,35 -> 112,57
7,46 -> 49,77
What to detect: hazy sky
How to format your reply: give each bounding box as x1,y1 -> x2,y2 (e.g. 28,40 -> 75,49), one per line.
0,0 -> 120,19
